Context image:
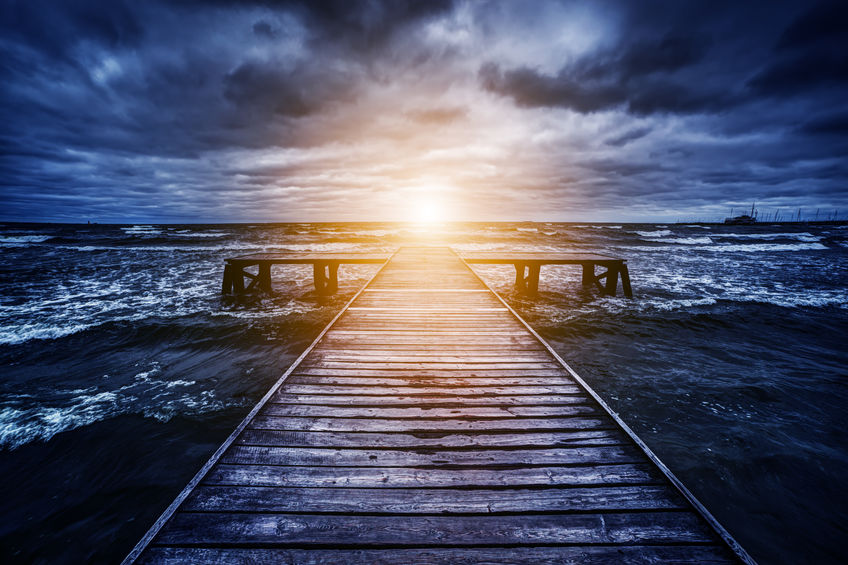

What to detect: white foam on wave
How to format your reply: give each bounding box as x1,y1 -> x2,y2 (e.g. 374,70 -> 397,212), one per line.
0,362 -> 234,450
121,225 -> 162,236
623,242 -> 828,253
172,230 -> 227,238
705,242 -> 828,252
516,227 -> 538,232
715,232 -> 821,242
0,322 -> 95,345
0,235 -> 54,245
67,244 -> 264,252
636,229 -> 672,237
685,225 -> 712,229
661,237 -> 713,245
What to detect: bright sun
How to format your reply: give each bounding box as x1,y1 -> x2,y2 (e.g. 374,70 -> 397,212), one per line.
410,195 -> 444,223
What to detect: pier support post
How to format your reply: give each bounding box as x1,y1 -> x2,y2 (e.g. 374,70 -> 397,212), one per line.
526,264 -> 541,294
513,262 -> 526,290
231,265 -> 245,294
258,263 -> 272,293
222,264 -> 234,294
582,264 -> 594,287
604,265 -> 619,296
327,263 -> 339,293
620,264 -> 633,299
313,262 -> 340,294
513,262 -> 540,294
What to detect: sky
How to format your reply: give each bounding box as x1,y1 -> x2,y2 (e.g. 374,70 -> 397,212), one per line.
1,0 -> 847,223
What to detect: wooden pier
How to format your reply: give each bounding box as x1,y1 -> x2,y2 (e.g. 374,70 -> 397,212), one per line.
223,250 -> 633,297
128,247 -> 752,564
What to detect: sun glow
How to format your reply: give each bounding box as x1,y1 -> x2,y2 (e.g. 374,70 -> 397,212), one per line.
412,195 -> 444,223
400,184 -> 454,224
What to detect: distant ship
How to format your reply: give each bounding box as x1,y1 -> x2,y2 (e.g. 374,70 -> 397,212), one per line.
724,204 -> 757,225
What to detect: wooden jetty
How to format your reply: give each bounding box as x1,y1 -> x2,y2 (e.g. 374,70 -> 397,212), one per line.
128,247 -> 752,564
223,250 -> 633,297
463,251 -> 632,297
222,252 -> 388,295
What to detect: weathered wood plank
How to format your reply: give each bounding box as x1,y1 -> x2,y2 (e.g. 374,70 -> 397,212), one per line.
233,429 -> 626,449
156,511 -> 715,546
318,344 -> 546,351
182,485 -> 687,513
280,384 -> 578,395
301,361 -> 563,370
248,415 -> 603,433
327,330 -> 530,336
223,445 -> 643,466
204,463 -> 665,488
310,354 -> 555,363
292,368 -> 570,378
270,393 -> 587,406
260,405 -> 595,419
287,376 -> 577,386
142,545 -> 736,565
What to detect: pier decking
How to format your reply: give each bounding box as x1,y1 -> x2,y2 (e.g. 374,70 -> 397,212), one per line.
128,247 -> 752,564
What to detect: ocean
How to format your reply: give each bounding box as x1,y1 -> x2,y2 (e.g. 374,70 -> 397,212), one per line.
0,222 -> 846,564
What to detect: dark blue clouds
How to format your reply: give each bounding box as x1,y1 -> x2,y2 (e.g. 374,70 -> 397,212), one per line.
0,0 -> 846,222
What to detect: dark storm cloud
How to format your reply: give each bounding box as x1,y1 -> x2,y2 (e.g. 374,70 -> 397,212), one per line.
0,0 -> 142,61
798,112 -> 848,136
222,60 -> 354,117
478,28 -> 733,115
604,127 -> 652,147
0,0 -> 846,222
480,2 -> 848,116
748,2 -> 848,96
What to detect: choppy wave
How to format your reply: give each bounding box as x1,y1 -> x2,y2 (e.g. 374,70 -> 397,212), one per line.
636,229 -> 672,237
0,234 -> 54,244
0,322 -> 96,345
171,230 -> 227,238
121,225 -> 162,236
0,363 -> 235,449
715,232 -> 821,242
659,237 -> 713,245
624,242 -> 828,252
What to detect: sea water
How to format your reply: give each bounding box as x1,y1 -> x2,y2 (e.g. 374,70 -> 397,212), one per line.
0,222 -> 846,563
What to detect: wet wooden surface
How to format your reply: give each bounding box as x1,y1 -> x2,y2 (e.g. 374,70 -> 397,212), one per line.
129,247 -> 746,564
